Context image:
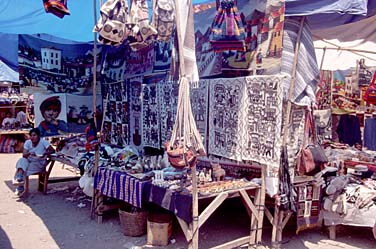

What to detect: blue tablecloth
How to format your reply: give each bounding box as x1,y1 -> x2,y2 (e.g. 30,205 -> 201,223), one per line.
94,167 -> 145,208
94,168 -> 193,223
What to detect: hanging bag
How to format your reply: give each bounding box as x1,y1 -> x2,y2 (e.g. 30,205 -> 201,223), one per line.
297,109 -> 328,175
153,0 -> 175,42
363,72 -> 376,105
94,0 -> 129,46
210,0 -> 246,52
128,0 -> 158,50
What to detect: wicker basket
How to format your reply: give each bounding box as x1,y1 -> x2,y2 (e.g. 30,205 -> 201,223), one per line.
118,208 -> 148,237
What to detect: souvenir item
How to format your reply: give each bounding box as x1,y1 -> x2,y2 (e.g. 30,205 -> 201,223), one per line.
297,109 -> 328,175
128,0 -> 157,50
210,0 -> 245,52
154,0 -> 175,42
363,72 -> 376,105
165,142 -> 196,169
43,0 -> 70,18
94,0 -> 129,46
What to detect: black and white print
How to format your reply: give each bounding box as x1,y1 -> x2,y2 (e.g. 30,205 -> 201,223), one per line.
242,76 -> 284,171
141,83 -> 160,148
158,81 -> 179,145
129,77 -> 143,149
208,78 -> 248,161
190,80 -> 209,150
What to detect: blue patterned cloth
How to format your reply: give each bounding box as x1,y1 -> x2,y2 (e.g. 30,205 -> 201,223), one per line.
94,167 -> 145,208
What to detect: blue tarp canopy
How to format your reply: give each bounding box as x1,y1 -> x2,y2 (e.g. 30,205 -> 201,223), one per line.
0,0 -> 375,42
0,0 -> 375,81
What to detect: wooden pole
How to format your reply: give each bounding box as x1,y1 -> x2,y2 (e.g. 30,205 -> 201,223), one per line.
90,0 -> 99,220
274,16 -> 305,247
174,1 -> 198,248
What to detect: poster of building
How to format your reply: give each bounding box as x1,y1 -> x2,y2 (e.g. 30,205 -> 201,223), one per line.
18,34 -> 102,96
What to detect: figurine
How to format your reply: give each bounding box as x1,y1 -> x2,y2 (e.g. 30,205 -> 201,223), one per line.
211,162 -> 225,181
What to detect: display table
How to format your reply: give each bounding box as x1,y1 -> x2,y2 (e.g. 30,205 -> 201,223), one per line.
0,129 -> 29,135
323,183 -> 376,239
93,166 -> 267,248
343,160 -> 376,173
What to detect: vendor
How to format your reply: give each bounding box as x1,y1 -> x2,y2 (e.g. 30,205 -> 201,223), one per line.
12,128 -> 55,197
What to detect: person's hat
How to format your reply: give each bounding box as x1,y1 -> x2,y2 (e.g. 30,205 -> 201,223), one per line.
40,96 -> 61,114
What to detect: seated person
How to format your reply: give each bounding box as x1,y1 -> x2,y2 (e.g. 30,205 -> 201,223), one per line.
37,96 -> 68,137
2,112 -> 16,129
15,108 -> 28,128
13,128 -> 55,197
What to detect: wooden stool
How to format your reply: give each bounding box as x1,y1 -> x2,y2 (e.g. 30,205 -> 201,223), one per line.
25,171 -> 49,194
24,160 -> 55,195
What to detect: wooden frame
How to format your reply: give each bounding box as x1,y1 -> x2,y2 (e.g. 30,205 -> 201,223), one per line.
176,166 -> 266,249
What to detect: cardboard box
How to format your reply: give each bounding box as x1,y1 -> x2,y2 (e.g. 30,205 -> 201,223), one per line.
146,214 -> 172,246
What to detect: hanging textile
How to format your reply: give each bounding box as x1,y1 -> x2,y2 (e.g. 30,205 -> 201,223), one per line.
210,0 -> 246,52
281,17 -> 319,106
364,118 -> 376,151
190,80 -> 209,150
128,76 -> 143,149
158,81 -> 179,145
336,114 -> 362,147
94,0 -> 129,46
208,75 -> 285,169
208,77 -> 248,162
141,83 -> 160,149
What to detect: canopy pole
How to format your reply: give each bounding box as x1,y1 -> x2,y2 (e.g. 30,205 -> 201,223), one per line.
90,0 -> 99,220
272,16 -> 305,247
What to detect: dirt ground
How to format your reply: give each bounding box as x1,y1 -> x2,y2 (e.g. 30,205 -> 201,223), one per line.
0,153 -> 375,249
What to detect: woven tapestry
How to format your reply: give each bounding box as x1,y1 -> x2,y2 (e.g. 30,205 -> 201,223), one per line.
296,183 -> 322,234
129,76 -> 143,149
316,70 -> 332,110
242,75 -> 284,171
125,43 -> 154,76
102,81 -> 128,146
313,109 -> 332,143
286,105 -> 305,179
142,83 -> 160,148
158,81 -> 179,146
208,77 -> 248,161
190,80 -> 209,150
194,0 -> 285,77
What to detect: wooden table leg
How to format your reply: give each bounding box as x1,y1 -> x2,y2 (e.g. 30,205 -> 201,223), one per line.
328,225 -> 336,240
